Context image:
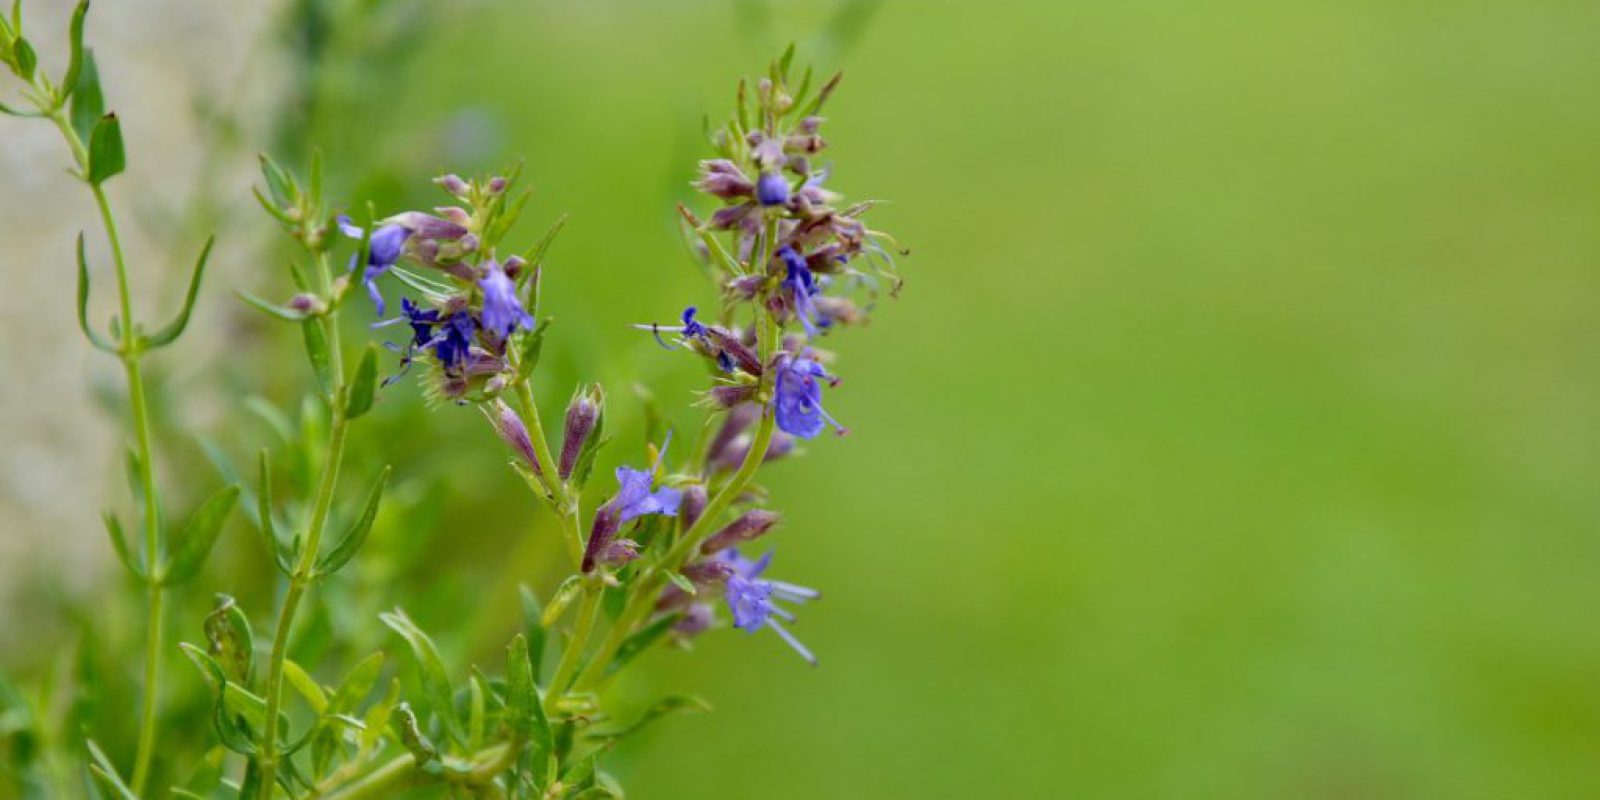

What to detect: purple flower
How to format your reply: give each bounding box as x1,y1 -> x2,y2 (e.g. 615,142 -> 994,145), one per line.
756,172 -> 790,206
478,260 -> 533,340
773,353 -> 843,439
583,462 -> 683,572
778,246 -> 821,337
716,548 -> 818,665
634,306 -> 707,349
338,216 -> 411,315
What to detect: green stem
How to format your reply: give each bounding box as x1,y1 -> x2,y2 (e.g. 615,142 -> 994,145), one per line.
316,742 -> 514,800
545,584 -> 601,705
510,375 -> 582,566
259,255 -> 348,800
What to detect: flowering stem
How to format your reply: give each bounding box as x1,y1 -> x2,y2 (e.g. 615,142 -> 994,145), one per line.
573,310 -> 781,692
258,255 -> 350,800
509,371 -> 584,567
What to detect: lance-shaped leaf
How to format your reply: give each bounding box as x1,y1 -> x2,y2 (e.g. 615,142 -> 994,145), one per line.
505,634 -> 552,755
343,344 -> 378,419
379,609 -> 465,746
58,1 -> 89,104
256,451 -> 293,577
69,49 -> 102,142
282,660 -> 327,714
86,112 -> 124,185
519,584 -> 547,682
86,739 -> 140,800
391,702 -> 437,765
159,484 -> 240,586
517,318 -> 552,379
179,643 -> 286,742
145,235 -> 215,348
312,650 -> 384,775
101,511 -> 146,581
234,289 -> 311,322
301,318 -> 334,399
203,595 -> 254,687
540,575 -> 583,628
315,465 -> 390,577
587,695 -> 710,744
258,153 -> 297,211
75,234 -> 115,352
12,35 -> 34,80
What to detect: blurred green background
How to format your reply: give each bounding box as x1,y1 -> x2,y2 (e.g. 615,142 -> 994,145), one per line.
7,0 -> 1600,797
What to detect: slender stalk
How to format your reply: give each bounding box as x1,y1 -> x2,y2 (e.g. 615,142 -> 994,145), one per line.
509,373 -> 582,566
258,255 -> 349,799
316,742 -> 513,800
545,585 -> 601,703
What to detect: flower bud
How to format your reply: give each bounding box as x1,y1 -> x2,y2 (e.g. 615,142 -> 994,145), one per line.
559,385 -> 602,481
436,206 -> 472,227
695,159 -> 754,199
582,504 -> 621,573
596,538 -> 640,568
487,176 -> 508,195
703,384 -> 756,409
700,509 -> 780,554
756,172 -> 790,206
681,558 -> 734,586
486,400 -> 541,475
435,174 -> 469,196
288,293 -> 325,315
678,483 -> 708,531
705,404 -> 758,469
704,326 -> 763,375
674,603 -> 715,637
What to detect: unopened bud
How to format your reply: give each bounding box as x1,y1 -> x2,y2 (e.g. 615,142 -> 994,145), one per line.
756,172 -> 790,206
485,400 -> 541,475
288,293 -> 324,315
678,484 -> 708,531
559,385 -> 602,481
704,326 -> 763,375
595,538 -> 640,568
704,384 -> 756,409
487,176 -> 508,195
582,504 -> 621,573
674,603 -> 715,637
681,559 -> 734,586
435,174 -> 469,197
700,510 -> 780,554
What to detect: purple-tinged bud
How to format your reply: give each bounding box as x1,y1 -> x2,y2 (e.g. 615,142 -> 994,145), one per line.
695,159 -> 754,199
726,274 -> 766,299
709,430 -> 797,473
583,504 -> 621,573
657,584 -> 693,612
502,255 -> 527,280
436,174 -> 469,196
436,206 -> 472,227
674,603 -> 715,637
700,510 -> 780,554
706,404 -> 759,469
486,400 -> 541,475
595,539 -> 640,567
459,233 -> 480,253
559,385 -> 602,481
391,211 -> 469,241
681,559 -> 734,586
756,172 -> 790,206
487,176 -> 507,195
704,384 -> 757,409
288,293 -> 324,314
799,116 -> 824,135
710,204 -> 755,231
679,483 -> 708,531
704,326 -> 763,375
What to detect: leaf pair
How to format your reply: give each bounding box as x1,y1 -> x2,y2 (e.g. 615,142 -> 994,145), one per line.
103,484 -> 239,586
75,232 -> 215,353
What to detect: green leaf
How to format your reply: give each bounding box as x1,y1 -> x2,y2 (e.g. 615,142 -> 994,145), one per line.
86,112 -> 125,185
315,465 -> 389,577
518,584 -> 547,682
234,288 -> 310,322
665,570 -> 696,597
467,674 -> 486,751
301,318 -> 334,399
256,450 -> 292,577
379,609 -> 465,746
343,344 -> 378,419
587,695 -> 710,743
59,1 -> 90,104
159,484 -> 239,585
69,49 -> 102,142
517,318 -> 551,378
179,643 -> 281,736
86,739 -> 141,799
390,702 -> 437,764
258,153 -> 296,210
101,510 -> 145,581
144,235 -> 215,348
203,595 -> 254,686
778,42 -> 796,81
12,35 -> 34,80
504,634 -> 551,755
360,678 -> 400,754
75,234 -> 115,352
328,652 -> 384,715
540,575 -> 583,628
282,660 -> 327,714
604,613 -> 680,678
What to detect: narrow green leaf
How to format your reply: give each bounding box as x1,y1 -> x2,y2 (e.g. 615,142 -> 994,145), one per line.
159,484 -> 240,586
603,613 -> 681,678
101,511 -> 145,582
75,234 -> 115,352
517,318 -> 551,378
59,1 -> 90,104
315,465 -> 390,577
665,570 -> 696,597
328,652 -> 384,715
86,739 -> 140,799
360,678 -> 400,754
379,609 -> 464,745
234,288 -> 310,322
587,695 -> 710,742
282,660 -> 328,714
391,702 -> 437,764
86,112 -> 125,185
518,584 -> 547,681
203,595 -> 254,687
301,318 -> 334,399
69,49 -> 102,142
256,450 -> 292,577
505,634 -> 551,755
145,235 -> 215,348
343,344 -> 378,419
467,674 -> 486,751
540,575 -> 583,628
258,153 -> 295,210
0,97 -> 44,117
12,35 -> 34,80
778,42 -> 796,81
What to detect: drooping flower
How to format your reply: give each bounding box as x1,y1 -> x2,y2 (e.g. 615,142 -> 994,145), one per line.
477,259 -> 533,341
715,548 -> 818,664
778,246 -> 822,337
337,216 -> 411,315
772,353 -> 843,439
